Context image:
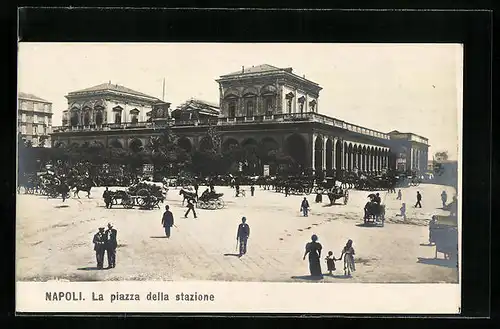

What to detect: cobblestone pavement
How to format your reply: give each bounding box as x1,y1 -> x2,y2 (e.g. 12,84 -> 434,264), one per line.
16,184 -> 459,283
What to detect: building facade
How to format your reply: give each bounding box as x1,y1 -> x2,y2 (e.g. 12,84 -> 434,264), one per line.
18,92 -> 53,147
171,99 -> 220,122
51,65 -> 430,175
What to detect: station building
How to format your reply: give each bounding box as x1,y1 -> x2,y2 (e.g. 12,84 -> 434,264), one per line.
50,65 -> 429,175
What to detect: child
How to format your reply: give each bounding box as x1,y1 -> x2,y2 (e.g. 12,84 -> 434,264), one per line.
340,239 -> 355,276
325,251 -> 338,275
400,203 -> 406,220
250,185 -> 255,196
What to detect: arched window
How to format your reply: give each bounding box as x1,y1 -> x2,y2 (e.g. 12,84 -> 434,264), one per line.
95,111 -> 103,126
264,96 -> 274,114
228,101 -> 236,117
83,112 -> 90,126
70,112 -> 79,126
246,100 -> 254,117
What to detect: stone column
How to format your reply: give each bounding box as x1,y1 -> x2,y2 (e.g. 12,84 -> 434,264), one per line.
322,138 -> 327,170
333,139 -> 337,170
311,135 -> 316,172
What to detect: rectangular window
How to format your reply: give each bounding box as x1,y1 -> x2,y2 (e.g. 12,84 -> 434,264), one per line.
287,99 -> 292,113
22,113 -> 26,122
21,125 -> 26,134
34,114 -> 38,123
228,101 -> 236,117
115,112 -> 122,124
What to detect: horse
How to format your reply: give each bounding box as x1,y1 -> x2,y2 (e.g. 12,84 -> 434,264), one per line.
179,189 -> 197,206
70,176 -> 95,198
363,201 -> 385,224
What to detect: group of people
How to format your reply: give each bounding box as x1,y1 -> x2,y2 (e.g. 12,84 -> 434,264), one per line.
303,235 -> 356,277
92,223 -> 118,269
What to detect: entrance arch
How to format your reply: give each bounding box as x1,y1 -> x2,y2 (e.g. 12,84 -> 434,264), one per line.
109,139 -> 123,149
199,137 -> 213,152
222,138 -> 239,152
129,138 -> 143,153
325,138 -> 333,172
314,135 -> 323,172
284,134 -> 307,167
178,137 -> 193,153
335,140 -> 343,175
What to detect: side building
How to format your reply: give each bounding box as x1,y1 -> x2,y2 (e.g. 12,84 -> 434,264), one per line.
18,92 -> 53,147
51,65 -> 429,176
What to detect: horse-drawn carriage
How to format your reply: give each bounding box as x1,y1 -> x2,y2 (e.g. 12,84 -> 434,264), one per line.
429,215 -> 458,260
363,193 -> 385,226
326,187 -> 350,205
108,182 -> 166,210
197,191 -> 225,210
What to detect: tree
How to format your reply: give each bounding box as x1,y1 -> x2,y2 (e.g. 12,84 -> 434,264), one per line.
434,151 -> 449,161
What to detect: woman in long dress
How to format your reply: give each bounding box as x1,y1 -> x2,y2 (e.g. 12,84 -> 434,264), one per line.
340,239 -> 356,276
303,234 -> 323,277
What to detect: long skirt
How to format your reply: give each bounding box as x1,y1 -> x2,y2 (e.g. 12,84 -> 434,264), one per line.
309,256 -> 322,276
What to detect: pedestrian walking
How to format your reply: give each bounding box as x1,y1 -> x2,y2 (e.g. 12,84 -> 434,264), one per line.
105,223 -> 117,268
325,251 -> 338,275
303,234 -> 323,278
235,184 -> 240,197
441,190 -> 448,208
184,199 -> 197,218
340,239 -> 356,276
236,217 -> 250,256
397,202 -> 406,220
102,187 -> 112,208
250,185 -> 255,196
300,197 -> 310,217
161,205 -> 174,238
415,191 -> 422,208
285,185 -> 290,197
92,227 -> 106,269
396,189 -> 402,200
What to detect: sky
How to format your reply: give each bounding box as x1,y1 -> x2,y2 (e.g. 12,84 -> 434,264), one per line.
18,43 -> 462,160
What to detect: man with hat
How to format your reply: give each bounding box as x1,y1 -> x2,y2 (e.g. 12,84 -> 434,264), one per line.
105,223 -> 118,268
93,227 -> 107,269
161,205 -> 175,238
236,217 -> 250,256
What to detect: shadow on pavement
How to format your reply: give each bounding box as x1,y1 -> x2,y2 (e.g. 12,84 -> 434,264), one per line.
223,253 -> 241,257
150,236 -> 168,239
355,223 -> 383,228
420,243 -> 434,247
290,275 -> 324,281
55,205 -> 69,208
417,257 -> 457,269
77,266 -> 107,271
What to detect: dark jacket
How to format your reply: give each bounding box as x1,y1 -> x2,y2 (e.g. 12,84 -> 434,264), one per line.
93,232 -> 106,251
237,223 -> 250,239
102,190 -> 111,200
105,228 -> 118,249
162,211 -> 174,227
417,193 -> 422,201
301,200 -> 310,208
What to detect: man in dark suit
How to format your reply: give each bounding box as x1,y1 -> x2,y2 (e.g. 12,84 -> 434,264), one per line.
184,199 -> 197,219
236,217 -> 250,256
105,223 -> 118,268
162,205 -> 174,238
93,227 -> 106,269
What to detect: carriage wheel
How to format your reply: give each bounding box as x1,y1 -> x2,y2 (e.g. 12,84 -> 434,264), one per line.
136,189 -> 150,207
208,200 -> 217,210
216,199 -> 225,209
344,190 -> 349,205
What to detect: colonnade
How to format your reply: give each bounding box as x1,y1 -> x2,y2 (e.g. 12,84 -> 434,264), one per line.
312,134 -> 390,174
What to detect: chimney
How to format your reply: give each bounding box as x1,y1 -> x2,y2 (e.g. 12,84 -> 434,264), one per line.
242,66 -> 244,73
